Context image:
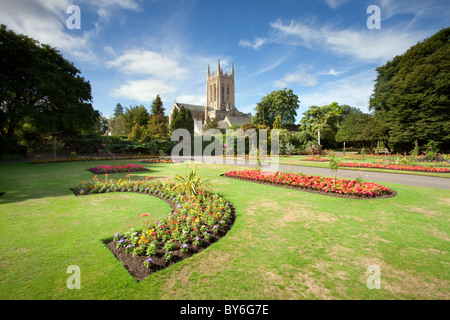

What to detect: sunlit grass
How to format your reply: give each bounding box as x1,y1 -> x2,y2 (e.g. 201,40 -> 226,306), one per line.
0,160 -> 449,299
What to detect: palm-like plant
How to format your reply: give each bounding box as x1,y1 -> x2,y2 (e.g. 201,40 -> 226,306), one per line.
174,165 -> 208,196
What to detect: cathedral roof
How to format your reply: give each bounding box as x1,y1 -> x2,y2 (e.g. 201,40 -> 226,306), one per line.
174,102 -> 205,112
218,115 -> 252,128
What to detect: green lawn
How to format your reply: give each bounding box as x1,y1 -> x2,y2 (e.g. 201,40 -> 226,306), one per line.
0,160 -> 449,299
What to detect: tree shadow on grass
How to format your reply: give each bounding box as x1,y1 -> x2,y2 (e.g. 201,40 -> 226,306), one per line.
0,160 -> 171,205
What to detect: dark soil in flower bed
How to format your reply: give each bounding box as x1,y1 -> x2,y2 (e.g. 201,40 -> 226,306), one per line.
70,187 -> 236,282
220,174 -> 397,200
104,202 -> 236,282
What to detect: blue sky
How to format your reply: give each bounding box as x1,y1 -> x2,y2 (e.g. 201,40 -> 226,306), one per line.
1,0 -> 448,122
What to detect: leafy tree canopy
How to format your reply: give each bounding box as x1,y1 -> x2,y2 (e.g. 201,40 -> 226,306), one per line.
299,102 -> 342,148
123,105 -> 150,134
336,113 -> 389,153
0,24 -> 98,139
369,27 -> 450,152
253,88 -> 300,128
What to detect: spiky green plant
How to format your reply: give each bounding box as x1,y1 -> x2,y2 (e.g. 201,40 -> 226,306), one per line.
174,165 -> 208,196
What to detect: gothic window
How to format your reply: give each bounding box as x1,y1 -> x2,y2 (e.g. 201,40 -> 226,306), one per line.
221,86 -> 224,101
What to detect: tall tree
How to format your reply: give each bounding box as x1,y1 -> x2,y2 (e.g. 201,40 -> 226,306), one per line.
253,88 -> 300,128
169,107 -> 179,136
370,27 -> 450,152
0,24 -> 98,140
114,103 -> 124,117
148,94 -> 168,139
150,94 -> 164,116
170,107 -> 194,137
299,102 -> 343,148
109,115 -> 125,135
123,105 -> 150,134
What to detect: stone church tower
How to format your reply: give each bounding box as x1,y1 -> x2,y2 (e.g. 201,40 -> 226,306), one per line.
207,59 -> 235,111
204,59 -> 243,123
169,59 -> 251,134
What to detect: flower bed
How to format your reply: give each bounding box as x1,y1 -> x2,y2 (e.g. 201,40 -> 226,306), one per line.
142,159 -> 182,164
338,162 -> 450,173
32,155 -> 158,164
71,176 -> 235,281
301,157 -> 330,162
88,164 -> 149,174
222,170 -> 395,199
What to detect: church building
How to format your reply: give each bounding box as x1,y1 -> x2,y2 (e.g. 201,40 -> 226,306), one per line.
169,59 -> 251,134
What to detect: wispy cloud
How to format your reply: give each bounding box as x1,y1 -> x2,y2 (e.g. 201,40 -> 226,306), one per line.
174,95 -> 205,106
324,68 -> 345,76
324,0 -> 356,9
242,18 -> 431,63
249,51 -> 292,77
107,48 -> 219,105
274,65 -> 318,88
110,78 -> 177,103
239,37 -> 268,50
299,69 -> 376,112
0,0 -> 142,63
108,50 -> 188,79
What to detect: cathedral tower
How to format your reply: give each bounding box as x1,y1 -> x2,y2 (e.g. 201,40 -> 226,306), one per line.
206,59 -> 235,111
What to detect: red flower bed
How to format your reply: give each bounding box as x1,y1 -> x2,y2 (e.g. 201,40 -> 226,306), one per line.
88,164 -> 149,174
338,162 -> 450,173
223,170 -> 394,198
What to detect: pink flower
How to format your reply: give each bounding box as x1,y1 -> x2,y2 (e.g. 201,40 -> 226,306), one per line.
141,213 -> 149,217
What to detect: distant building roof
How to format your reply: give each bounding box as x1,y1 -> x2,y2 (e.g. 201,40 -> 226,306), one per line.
174,102 -> 205,112
218,115 -> 252,129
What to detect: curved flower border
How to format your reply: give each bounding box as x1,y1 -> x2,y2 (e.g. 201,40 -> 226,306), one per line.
142,159 -> 182,164
222,170 -> 396,199
71,176 -> 235,281
338,162 -> 450,173
88,164 -> 150,174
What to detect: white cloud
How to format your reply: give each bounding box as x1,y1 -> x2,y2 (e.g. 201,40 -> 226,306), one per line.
299,69 -> 376,113
249,51 -> 292,77
324,0 -> 356,9
108,50 -> 188,79
326,68 -> 345,76
268,19 -> 430,63
274,66 -> 318,88
107,49 -> 218,105
83,0 -> 141,25
0,0 -> 87,52
110,79 -> 177,102
175,95 -> 205,106
239,37 -> 268,50
240,16 -> 434,64
0,0 -> 142,63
